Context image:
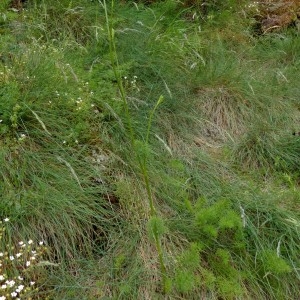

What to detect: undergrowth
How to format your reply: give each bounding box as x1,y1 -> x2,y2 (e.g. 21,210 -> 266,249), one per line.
0,0 -> 299,299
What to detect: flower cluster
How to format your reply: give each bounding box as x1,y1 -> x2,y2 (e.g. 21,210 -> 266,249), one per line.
0,218 -> 47,300
124,75 -> 140,92
53,79 -> 95,115
0,66 -> 13,83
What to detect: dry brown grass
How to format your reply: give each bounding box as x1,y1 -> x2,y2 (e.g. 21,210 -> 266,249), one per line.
258,0 -> 300,32
137,237 -> 161,299
195,86 -> 249,142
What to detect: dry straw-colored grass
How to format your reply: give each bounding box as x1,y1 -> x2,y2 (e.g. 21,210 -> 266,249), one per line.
258,0 -> 300,32
137,237 -> 161,299
195,86 -> 249,143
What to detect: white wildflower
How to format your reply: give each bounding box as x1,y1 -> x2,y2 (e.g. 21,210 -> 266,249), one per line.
16,285 -> 24,292
3,218 -> 9,222
7,280 -> 15,287
10,292 -> 17,298
9,256 -> 14,261
26,261 -> 31,267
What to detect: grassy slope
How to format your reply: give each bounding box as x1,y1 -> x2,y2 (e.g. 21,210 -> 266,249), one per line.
0,0 -> 300,299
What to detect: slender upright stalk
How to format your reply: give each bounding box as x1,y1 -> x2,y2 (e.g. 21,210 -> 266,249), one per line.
101,0 -> 135,147
100,0 -> 167,292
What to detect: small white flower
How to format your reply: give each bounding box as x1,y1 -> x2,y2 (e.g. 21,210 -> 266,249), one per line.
16,253 -> 22,258
7,280 -> 15,287
0,275 -> 4,281
17,276 -> 23,281
16,284 -> 24,292
28,240 -> 33,245
30,256 -> 36,260
39,241 -> 44,245
11,292 -> 17,298
30,281 -> 35,286
18,241 -> 24,246
0,295 -> 6,300
26,261 -> 31,267
1,284 -> 7,289
9,256 -> 14,261
4,218 -> 9,222
31,250 -> 36,254
0,253 -> 3,257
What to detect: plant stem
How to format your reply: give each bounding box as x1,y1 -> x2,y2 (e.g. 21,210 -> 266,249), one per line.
101,0 -> 167,292
101,0 -> 135,147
